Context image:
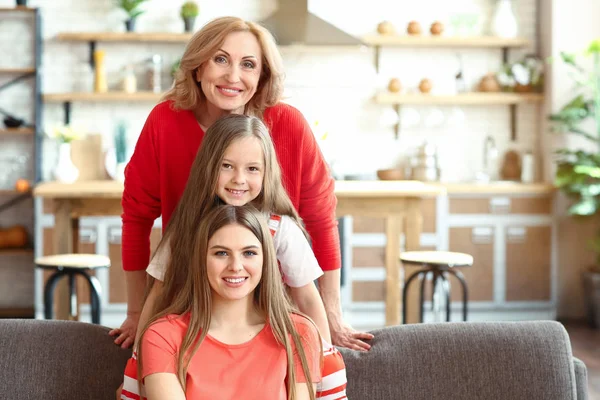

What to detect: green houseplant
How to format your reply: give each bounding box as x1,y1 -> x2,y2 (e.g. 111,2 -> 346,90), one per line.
549,39 -> 600,328
180,1 -> 199,33
117,0 -> 149,32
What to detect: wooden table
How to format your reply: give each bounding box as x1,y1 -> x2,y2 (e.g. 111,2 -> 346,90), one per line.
34,179 -> 445,325
335,181 -> 446,325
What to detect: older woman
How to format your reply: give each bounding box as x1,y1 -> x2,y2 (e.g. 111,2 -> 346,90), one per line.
109,16 -> 373,352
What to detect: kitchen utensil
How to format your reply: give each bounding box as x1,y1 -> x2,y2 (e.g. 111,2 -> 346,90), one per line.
410,142 -> 440,181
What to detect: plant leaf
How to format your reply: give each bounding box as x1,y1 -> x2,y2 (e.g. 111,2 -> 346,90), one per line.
574,165 -> 600,178
568,197 -> 598,215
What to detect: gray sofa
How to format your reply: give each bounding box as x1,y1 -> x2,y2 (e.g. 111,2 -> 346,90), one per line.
0,319 -> 588,399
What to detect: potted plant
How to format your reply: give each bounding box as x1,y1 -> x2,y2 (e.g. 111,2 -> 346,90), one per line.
15,0 -> 27,6
180,1 -> 199,33
117,0 -> 149,32
548,39 -> 600,329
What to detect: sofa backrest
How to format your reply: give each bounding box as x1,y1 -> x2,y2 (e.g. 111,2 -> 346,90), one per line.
0,319 -> 585,400
339,320 -> 581,400
0,319 -> 131,400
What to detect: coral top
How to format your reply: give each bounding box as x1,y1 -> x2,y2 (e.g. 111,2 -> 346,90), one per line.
121,101 -> 340,272
140,313 -> 322,399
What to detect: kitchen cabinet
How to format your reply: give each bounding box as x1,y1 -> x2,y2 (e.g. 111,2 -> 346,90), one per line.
505,225 -> 551,301
448,227 -> 495,302
343,186 -> 556,327
107,226 -> 163,304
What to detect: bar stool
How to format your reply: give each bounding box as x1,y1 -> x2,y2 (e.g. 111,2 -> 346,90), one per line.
35,254 -> 110,324
401,251 -> 472,324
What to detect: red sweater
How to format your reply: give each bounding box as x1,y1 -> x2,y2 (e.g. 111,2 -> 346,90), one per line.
121,101 -> 341,272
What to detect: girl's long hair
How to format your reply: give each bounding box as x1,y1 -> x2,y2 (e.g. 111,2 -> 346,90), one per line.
163,16 -> 284,117
157,114 -> 306,292
137,205 -> 321,399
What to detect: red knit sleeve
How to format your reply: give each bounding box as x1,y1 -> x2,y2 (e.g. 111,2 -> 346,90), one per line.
121,108 -> 162,272
295,112 -> 341,272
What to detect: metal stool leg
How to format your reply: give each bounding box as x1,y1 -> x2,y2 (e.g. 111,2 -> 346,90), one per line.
419,270 -> 429,323
439,272 -> 451,322
43,270 -> 67,320
77,270 -> 103,324
68,272 -> 77,320
402,269 -> 426,325
448,269 -> 469,321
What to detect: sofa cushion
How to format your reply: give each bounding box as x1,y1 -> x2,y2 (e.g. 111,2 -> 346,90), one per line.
0,319 -> 131,400
339,321 -> 578,400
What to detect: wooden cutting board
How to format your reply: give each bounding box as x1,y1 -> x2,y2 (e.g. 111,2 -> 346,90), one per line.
70,134 -> 109,181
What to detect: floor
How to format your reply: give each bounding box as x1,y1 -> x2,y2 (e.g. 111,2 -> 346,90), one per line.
563,320 -> 600,399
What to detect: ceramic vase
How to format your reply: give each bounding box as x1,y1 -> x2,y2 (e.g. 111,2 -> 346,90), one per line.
491,0 -> 518,38
53,142 -> 79,183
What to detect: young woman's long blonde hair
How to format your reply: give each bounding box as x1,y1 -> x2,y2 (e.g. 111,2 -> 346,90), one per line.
163,16 -> 284,116
138,205 -> 321,399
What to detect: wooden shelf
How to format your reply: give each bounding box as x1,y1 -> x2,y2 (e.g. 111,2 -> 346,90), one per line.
43,91 -> 162,102
0,68 -> 35,74
375,92 -> 544,106
0,127 -> 34,135
57,32 -> 192,43
363,35 -> 530,48
0,6 -> 36,12
0,308 -> 35,318
0,248 -> 33,256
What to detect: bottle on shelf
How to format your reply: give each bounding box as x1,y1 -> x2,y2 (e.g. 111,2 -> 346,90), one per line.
122,64 -> 137,93
94,50 -> 108,93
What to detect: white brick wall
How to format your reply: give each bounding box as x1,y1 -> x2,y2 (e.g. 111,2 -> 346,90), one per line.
1,0 -> 539,181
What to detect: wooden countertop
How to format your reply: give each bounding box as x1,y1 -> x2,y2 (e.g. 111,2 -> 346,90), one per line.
33,180 -> 555,198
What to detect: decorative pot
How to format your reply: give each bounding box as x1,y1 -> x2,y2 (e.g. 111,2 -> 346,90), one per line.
583,270 -> 600,329
491,0 -> 518,38
125,18 -> 136,32
53,142 -> 79,183
183,17 -> 196,33
16,0 -> 27,6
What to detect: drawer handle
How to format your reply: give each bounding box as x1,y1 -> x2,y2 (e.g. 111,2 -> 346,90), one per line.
507,226 -> 526,243
472,227 -> 493,244
79,229 -> 97,244
489,197 -> 511,214
108,227 -> 122,245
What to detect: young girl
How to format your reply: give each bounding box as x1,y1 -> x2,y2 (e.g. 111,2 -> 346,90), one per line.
119,114 -> 348,399
137,204 -> 322,399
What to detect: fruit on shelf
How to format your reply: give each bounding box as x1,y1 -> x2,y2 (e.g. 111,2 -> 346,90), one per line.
430,21 -> 444,35
407,21 -> 422,35
377,21 -> 395,35
15,179 -> 30,193
387,78 -> 402,93
419,78 -> 432,93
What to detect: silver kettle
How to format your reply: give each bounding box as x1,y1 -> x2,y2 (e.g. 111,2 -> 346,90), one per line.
410,142 -> 440,181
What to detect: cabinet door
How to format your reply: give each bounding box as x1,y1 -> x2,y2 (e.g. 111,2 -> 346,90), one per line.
505,226 -> 551,301
449,196 -> 552,215
108,226 -> 163,304
448,227 -> 495,301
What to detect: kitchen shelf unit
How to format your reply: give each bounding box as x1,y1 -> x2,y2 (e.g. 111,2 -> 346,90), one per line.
0,6 -> 42,318
364,34 -> 542,139
49,32 -> 190,124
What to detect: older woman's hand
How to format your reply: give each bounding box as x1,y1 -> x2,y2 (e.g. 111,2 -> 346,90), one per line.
108,311 -> 140,349
330,317 -> 374,352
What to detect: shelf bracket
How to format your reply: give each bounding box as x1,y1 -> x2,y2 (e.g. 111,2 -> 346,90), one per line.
88,40 -> 97,70
509,103 -> 517,141
63,101 -> 71,125
374,46 -> 381,74
0,192 -> 31,215
393,104 -> 401,140
0,72 -> 35,92
502,47 -> 509,64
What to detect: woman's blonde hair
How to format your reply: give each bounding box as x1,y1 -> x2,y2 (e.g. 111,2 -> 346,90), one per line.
138,205 -> 321,399
157,114 -> 306,290
163,16 -> 284,116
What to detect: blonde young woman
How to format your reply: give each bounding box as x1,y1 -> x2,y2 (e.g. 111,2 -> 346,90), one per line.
119,115 -> 348,400
110,16 -> 373,352
137,204 -> 322,399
